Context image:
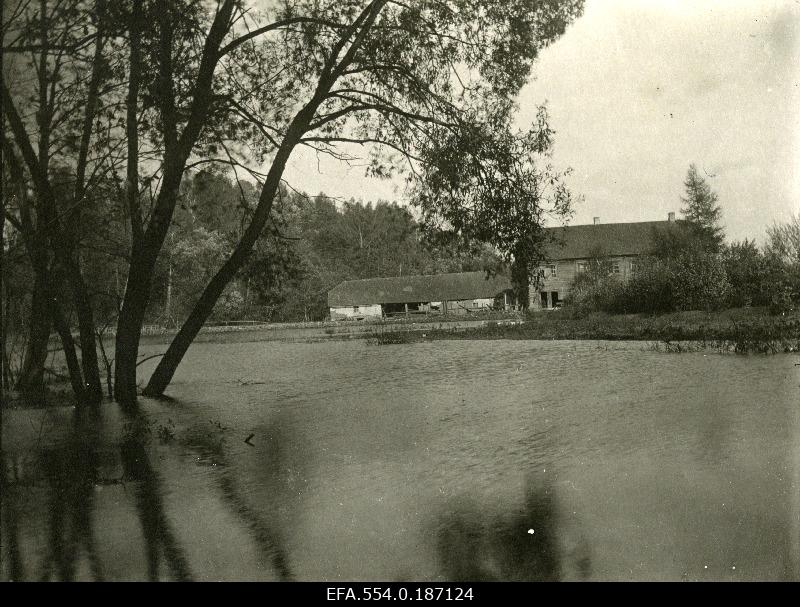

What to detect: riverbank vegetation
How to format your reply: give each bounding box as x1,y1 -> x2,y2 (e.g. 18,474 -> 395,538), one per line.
563,169 -> 800,318
367,307 -> 800,353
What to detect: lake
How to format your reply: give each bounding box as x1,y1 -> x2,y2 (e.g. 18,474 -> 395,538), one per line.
2,339 -> 799,581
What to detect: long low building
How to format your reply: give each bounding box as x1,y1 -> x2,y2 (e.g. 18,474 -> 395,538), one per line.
328,271 -> 514,320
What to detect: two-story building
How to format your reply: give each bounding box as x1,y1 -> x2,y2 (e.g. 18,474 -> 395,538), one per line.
531,213 -> 678,311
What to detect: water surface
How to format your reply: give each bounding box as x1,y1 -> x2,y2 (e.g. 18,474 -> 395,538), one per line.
3,339 -> 798,581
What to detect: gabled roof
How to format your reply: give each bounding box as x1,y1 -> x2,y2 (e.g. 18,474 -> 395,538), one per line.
328,271 -> 512,307
543,220 -> 683,260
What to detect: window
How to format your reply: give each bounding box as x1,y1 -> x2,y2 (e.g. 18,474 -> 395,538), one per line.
473,301 -> 478,308
539,263 -> 557,278
576,261 -> 587,273
611,261 -> 621,274
353,306 -> 360,312
630,260 -> 638,275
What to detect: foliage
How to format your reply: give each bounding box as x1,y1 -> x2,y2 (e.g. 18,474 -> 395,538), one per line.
413,105 -> 577,304
5,0 -> 589,399
126,170 -> 501,323
565,250 -> 730,316
617,257 -> 675,314
722,239 -> 768,308
765,214 -> 800,264
562,247 -> 624,315
680,164 -> 724,252
668,250 -> 730,311
763,215 -> 800,314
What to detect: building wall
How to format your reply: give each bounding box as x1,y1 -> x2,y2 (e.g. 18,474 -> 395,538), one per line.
529,256 -> 639,310
330,304 -> 383,320
330,298 -> 498,319
443,298 -> 496,314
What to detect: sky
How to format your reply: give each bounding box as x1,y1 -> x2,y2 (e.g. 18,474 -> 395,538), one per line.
281,0 -> 800,244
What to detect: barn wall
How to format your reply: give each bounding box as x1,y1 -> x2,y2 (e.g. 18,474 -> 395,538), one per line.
444,298 -> 496,314
329,304 -> 383,320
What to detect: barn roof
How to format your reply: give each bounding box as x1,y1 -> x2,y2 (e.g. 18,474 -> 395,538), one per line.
328,271 -> 512,307
543,220 -> 682,260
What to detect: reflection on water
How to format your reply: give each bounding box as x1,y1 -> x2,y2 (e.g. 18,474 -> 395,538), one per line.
121,426 -> 193,581
435,470 -> 591,581
2,340 -> 798,581
182,420 -> 294,580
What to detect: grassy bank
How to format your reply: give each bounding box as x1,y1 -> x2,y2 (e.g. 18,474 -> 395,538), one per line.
367,307 -> 800,353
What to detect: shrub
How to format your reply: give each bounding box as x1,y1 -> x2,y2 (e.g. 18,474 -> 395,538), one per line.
670,250 -> 730,311
564,271 -> 624,316
564,252 -> 730,315
619,257 -> 675,313
722,240 -> 768,308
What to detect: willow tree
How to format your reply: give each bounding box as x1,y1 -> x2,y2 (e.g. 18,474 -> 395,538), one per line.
139,0 -> 584,397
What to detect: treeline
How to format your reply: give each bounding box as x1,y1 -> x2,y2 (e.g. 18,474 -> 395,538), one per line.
147,171 -> 498,324
3,168 -> 496,351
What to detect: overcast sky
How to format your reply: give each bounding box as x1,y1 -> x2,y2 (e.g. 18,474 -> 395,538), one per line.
282,0 -> 800,244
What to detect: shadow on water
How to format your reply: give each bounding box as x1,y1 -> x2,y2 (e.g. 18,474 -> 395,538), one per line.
434,471 -> 591,582
1,454 -> 26,581
2,400 -> 297,581
181,415 -> 295,581
1,406 -> 196,581
2,410 -> 107,581
119,412 -> 194,581
38,422 -> 105,581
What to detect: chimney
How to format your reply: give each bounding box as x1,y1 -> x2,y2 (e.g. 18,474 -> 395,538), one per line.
668,212 -> 675,222
593,217 -> 600,225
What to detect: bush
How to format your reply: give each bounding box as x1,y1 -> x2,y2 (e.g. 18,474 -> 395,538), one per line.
212,287 -> 246,320
563,271 -> 625,316
722,240 -> 768,308
619,257 -> 675,313
669,251 -> 730,311
564,252 -> 730,315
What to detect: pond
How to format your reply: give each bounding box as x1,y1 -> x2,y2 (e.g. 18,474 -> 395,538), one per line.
2,339 -> 799,581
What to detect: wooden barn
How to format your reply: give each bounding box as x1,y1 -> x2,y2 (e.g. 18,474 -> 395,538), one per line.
328,271 -> 515,320
532,212 -> 680,310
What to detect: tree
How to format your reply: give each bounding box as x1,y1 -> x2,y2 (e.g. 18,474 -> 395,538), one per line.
2,0 -> 125,405
765,213 -> 800,265
3,0 -> 585,402
563,246 -> 622,315
722,239 -> 767,308
413,105 -> 576,308
142,0 -> 585,397
764,214 -> 800,313
669,249 -> 730,311
680,164 -> 724,252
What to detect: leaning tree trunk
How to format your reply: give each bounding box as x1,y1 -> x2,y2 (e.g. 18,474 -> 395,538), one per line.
143,139 -> 300,396
114,156 -> 190,406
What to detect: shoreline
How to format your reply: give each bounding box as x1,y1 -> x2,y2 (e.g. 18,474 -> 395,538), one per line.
362,308 -> 800,353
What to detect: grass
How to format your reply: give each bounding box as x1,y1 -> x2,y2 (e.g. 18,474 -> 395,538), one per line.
366,307 -> 800,353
